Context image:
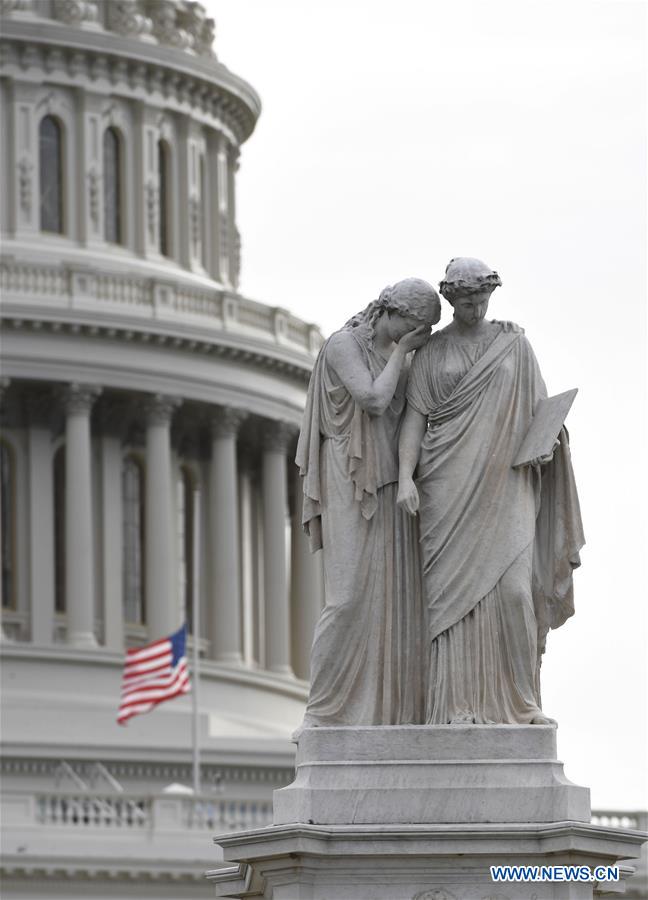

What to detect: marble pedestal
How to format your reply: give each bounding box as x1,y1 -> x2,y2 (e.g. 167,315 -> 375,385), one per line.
210,727 -> 646,899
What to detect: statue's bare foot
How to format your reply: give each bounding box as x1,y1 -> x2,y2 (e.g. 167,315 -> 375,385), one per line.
450,712 -> 475,724
531,713 -> 557,725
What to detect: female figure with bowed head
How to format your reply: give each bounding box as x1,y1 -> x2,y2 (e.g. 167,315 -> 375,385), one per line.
296,278 -> 441,730
398,258 -> 585,726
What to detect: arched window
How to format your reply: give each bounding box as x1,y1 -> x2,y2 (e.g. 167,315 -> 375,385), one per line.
53,445 -> 66,612
0,441 -> 16,610
39,116 -> 63,234
177,467 -> 196,634
122,455 -> 145,624
103,127 -> 122,244
158,139 -> 171,257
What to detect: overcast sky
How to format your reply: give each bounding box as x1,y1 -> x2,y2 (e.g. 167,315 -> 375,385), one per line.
206,0 -> 647,810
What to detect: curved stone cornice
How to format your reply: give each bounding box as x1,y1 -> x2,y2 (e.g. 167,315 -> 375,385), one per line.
0,316 -> 315,384
0,21 -> 260,144
0,858 -> 207,883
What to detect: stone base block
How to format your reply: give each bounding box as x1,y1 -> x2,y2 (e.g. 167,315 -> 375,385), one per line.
274,725 -> 590,825
210,726 -> 647,897
209,820 -> 646,899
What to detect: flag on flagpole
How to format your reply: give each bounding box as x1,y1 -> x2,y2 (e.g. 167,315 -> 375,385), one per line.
117,625 -> 190,725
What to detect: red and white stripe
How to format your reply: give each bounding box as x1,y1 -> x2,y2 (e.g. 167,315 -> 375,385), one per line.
117,636 -> 190,725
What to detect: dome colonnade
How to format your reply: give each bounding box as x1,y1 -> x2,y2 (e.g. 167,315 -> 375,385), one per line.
0,381 -> 322,679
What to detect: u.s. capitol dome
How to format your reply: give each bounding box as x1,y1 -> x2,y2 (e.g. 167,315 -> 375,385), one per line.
0,2 -> 323,895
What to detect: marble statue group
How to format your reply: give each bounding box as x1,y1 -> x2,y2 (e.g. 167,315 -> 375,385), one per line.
296,257 -> 584,730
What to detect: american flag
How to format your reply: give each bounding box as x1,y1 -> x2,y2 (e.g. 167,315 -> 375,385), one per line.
117,625 -> 190,725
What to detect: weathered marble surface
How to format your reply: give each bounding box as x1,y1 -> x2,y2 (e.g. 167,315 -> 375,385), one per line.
274,725 -> 590,826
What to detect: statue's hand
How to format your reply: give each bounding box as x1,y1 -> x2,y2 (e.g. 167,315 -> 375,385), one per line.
397,478 -> 420,515
398,324 -> 430,354
529,438 -> 560,467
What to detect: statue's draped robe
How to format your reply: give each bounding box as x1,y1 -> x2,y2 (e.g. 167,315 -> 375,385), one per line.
407,322 -> 584,724
296,327 -> 423,725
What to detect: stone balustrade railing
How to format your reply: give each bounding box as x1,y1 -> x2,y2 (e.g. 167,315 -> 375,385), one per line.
0,259 -> 323,359
0,0 -> 217,58
4,790 -> 643,836
591,810 -> 647,830
5,789 -> 273,833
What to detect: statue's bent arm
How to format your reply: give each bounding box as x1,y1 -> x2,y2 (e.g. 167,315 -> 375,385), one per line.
326,331 -> 407,417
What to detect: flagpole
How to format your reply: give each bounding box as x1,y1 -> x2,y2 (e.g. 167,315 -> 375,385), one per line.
191,489 -> 201,795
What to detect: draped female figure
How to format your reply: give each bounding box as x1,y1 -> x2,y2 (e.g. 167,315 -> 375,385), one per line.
296,278 -> 441,729
398,258 -> 584,725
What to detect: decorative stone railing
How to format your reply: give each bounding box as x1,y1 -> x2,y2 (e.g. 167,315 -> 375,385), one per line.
0,0 -> 216,59
591,810 -> 647,830
4,791 -> 642,837
0,259 -> 323,360
5,790 -> 273,833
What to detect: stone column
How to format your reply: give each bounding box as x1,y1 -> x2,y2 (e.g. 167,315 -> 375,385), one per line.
144,394 -> 180,641
61,383 -> 101,649
262,421 -> 294,676
25,391 -> 56,645
98,400 -> 128,651
238,451 -> 256,666
290,465 -> 324,681
209,407 -> 247,664
0,379 -> 11,642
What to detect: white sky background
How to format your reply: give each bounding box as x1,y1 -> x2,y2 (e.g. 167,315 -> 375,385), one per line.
206,0 -> 647,809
